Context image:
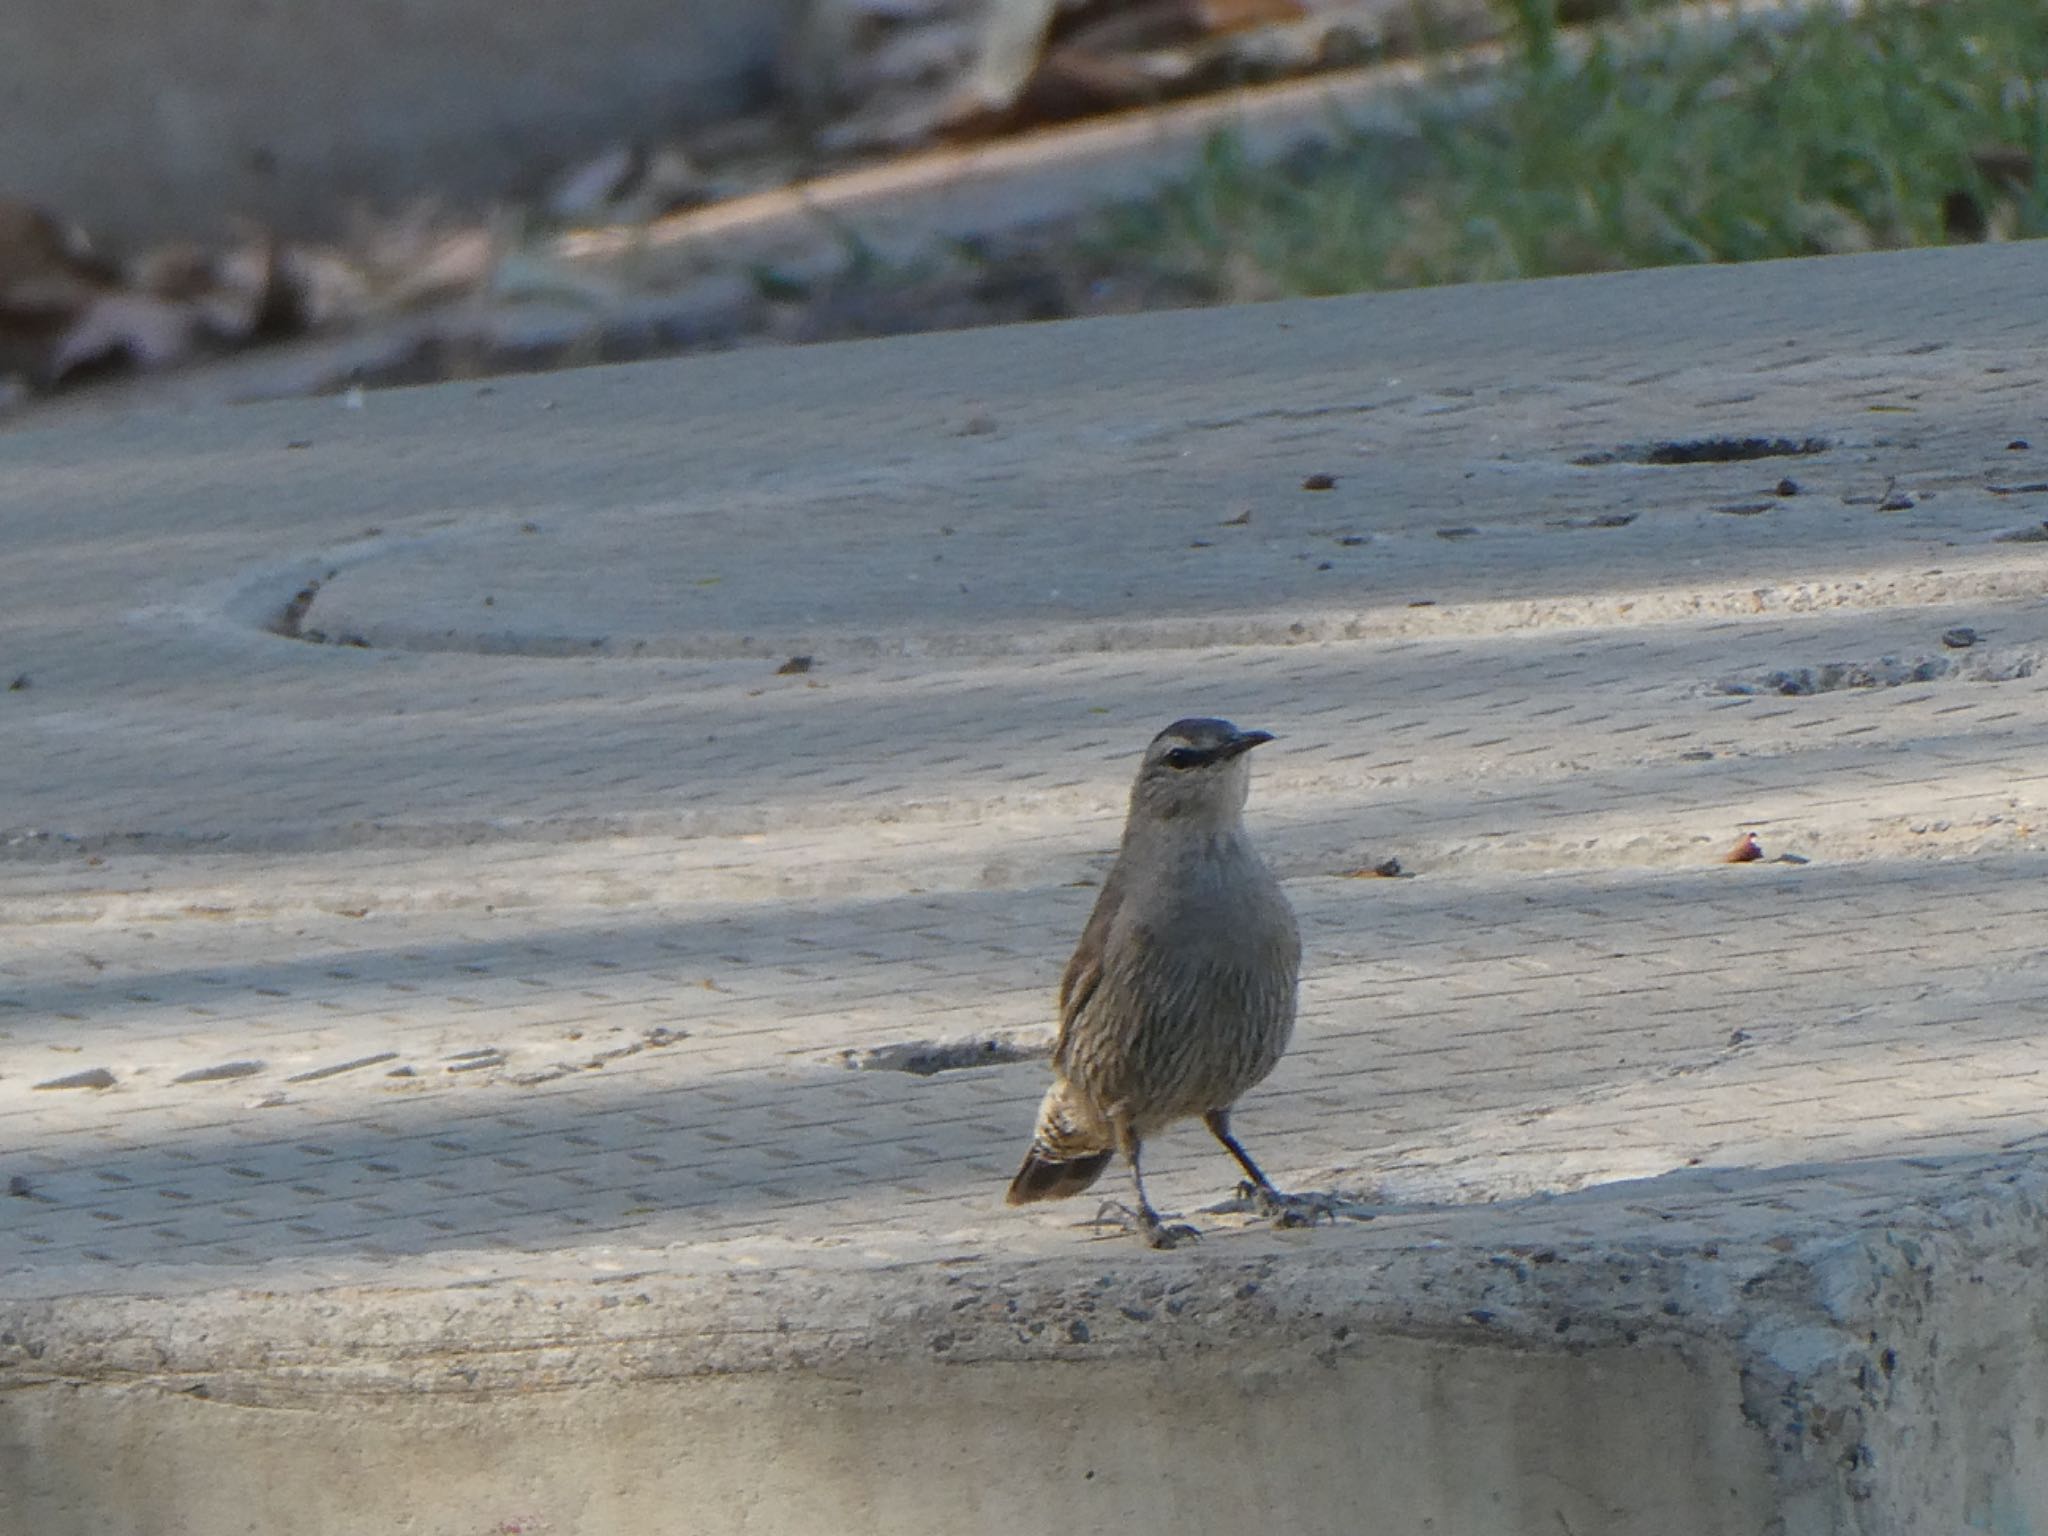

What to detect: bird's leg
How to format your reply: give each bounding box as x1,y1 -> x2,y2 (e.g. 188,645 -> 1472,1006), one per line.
1204,1107 -> 1278,1195
1203,1108 -> 1335,1227
1109,1111 -> 1199,1249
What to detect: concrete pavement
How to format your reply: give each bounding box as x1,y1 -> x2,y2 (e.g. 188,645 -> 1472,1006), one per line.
6,242 -> 2048,1534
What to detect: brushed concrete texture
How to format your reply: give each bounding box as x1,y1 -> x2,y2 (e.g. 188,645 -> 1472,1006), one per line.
0,0 -> 798,243
6,242 -> 2048,1533
6,1342 -> 1775,1536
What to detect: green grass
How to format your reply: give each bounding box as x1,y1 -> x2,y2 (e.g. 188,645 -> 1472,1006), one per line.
1089,0 -> 2048,302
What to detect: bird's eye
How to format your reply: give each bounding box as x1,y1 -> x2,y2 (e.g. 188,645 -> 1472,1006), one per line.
1163,747 -> 1201,770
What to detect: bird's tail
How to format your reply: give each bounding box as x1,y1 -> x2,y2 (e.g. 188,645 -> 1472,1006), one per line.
1005,1086 -> 1112,1204
1006,1145 -> 1112,1204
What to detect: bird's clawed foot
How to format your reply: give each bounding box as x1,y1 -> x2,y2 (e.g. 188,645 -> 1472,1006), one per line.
1239,1181 -> 1351,1228
1091,1198 -> 1202,1249
1144,1216 -> 1204,1249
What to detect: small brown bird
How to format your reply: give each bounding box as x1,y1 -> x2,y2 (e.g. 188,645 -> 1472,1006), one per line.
1007,717 -> 1303,1247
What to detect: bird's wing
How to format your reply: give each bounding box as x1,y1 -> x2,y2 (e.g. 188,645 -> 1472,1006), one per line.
1053,859 -> 1125,1068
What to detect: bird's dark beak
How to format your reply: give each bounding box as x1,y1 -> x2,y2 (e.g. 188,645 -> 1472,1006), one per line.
1218,729 -> 1275,760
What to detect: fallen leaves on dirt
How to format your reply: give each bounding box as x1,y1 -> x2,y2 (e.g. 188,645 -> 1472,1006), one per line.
784,0 -> 1504,154
0,195 -> 480,391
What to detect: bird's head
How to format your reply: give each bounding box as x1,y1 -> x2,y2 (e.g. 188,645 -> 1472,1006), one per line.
1127,717 -> 1275,826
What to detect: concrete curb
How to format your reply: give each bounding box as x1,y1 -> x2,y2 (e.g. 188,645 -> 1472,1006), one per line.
6,241 -> 2048,1532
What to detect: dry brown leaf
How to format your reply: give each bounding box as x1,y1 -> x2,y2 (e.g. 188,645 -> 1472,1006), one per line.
0,200 -> 112,306
49,292 -> 202,378
381,229 -> 498,312
546,142 -> 717,225
1339,858 -> 1404,878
